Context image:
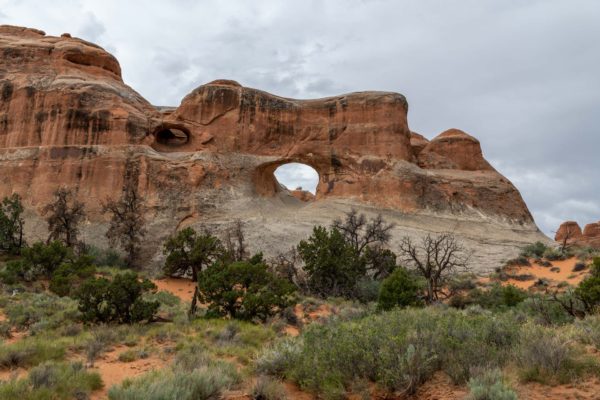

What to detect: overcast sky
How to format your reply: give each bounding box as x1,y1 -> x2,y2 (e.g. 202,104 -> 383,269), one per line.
1,0 -> 599,236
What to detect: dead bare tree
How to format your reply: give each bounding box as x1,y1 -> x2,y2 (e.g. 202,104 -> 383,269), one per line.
102,181 -> 146,268
269,248 -> 306,291
101,158 -> 146,267
398,233 -> 470,304
556,225 -> 575,255
223,219 -> 248,261
332,209 -> 395,255
42,188 -> 86,248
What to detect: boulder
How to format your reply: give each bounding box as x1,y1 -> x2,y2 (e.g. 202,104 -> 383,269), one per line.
418,129 -> 494,171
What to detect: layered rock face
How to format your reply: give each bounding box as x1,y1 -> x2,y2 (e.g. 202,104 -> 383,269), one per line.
555,221 -> 600,248
0,26 -> 548,271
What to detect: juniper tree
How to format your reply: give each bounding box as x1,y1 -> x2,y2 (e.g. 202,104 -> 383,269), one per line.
0,193 -> 25,254
102,181 -> 146,268
42,188 -> 86,248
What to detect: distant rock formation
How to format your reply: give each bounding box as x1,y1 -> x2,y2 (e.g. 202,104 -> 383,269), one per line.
555,221 -> 600,248
290,188 -> 315,202
0,25 -> 548,270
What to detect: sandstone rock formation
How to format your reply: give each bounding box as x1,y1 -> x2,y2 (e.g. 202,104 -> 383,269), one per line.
556,221 -> 600,249
0,26 -> 549,271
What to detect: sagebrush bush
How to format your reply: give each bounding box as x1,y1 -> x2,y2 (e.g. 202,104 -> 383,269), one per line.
520,242 -> 548,258
466,368 -> 517,400
255,338 -> 303,377
4,291 -> 80,330
255,307 -> 521,396
516,324 -> 575,382
251,376 -> 287,400
575,315 -> 600,349
543,247 -> 565,261
0,361 -> 102,400
108,363 -> 239,400
0,338 -> 66,369
456,284 -> 528,310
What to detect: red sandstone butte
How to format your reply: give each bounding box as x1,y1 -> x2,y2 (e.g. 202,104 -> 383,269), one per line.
555,221 -> 600,249
0,25 -> 547,269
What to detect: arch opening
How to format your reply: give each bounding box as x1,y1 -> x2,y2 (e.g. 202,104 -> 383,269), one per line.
155,127 -> 189,146
273,163 -> 319,202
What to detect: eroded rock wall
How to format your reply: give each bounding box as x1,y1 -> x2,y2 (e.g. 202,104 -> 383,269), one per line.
0,26 -> 548,271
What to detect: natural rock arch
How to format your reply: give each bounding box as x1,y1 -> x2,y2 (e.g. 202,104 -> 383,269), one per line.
0,25 -> 549,272
253,158 -> 328,199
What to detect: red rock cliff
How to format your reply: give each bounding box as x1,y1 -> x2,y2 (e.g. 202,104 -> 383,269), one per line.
0,26 -> 543,268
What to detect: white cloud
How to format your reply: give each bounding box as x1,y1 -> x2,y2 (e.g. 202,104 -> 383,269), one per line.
274,163 -> 319,194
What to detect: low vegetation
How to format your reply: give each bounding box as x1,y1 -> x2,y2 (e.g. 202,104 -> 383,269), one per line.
1,196 -> 600,399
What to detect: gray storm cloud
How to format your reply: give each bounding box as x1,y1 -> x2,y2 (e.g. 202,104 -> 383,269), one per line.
1,0 -> 598,236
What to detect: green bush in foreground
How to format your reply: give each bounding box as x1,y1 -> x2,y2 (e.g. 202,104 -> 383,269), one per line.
256,306 -> 598,397
466,368 -> 517,400
0,339 -> 66,369
0,361 -> 102,400
251,376 -> 287,400
256,308 -> 517,395
108,347 -> 239,400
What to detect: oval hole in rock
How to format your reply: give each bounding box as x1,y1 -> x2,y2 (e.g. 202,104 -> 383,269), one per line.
274,163 -> 319,202
155,128 -> 189,146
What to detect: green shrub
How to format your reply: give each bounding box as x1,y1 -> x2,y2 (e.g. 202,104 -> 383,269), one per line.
297,226 -> 364,298
198,260 -> 295,322
251,376 -> 287,400
255,338 -> 303,377
354,278 -> 381,303
520,242 -> 548,258
575,315 -> 600,349
257,307 -> 523,397
4,292 -> 80,330
517,294 -> 574,325
0,193 -> 25,255
21,241 -> 72,277
0,361 -> 102,400
108,355 -> 239,400
0,339 -> 66,369
517,324 -> 575,383
543,247 -> 565,261
49,256 -> 96,296
377,267 -> 422,311
0,321 -> 12,338
0,260 -> 34,284
459,284 -> 528,310
574,258 -> 600,314
163,227 -> 225,281
466,368 -> 517,400
84,245 -> 126,268
75,272 -> 159,324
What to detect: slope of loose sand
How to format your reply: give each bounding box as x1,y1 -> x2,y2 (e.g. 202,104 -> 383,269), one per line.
502,257 -> 588,290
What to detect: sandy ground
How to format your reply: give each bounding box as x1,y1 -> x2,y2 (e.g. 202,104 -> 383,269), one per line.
87,344 -> 172,400
503,257 -> 589,290
517,378 -> 600,400
153,277 -> 196,302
